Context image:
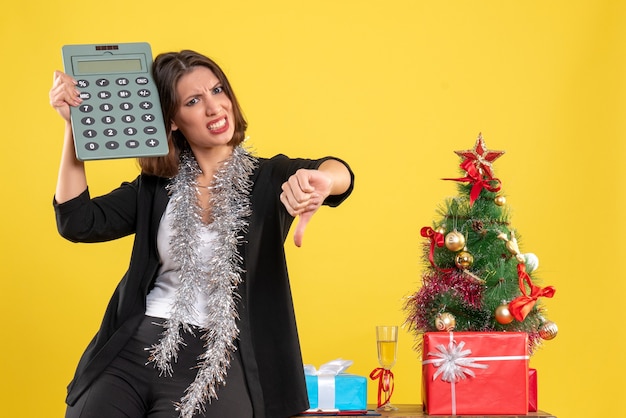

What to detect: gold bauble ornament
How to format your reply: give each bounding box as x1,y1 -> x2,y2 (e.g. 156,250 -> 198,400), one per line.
539,320 -> 558,340
444,230 -> 466,252
435,312 -> 456,332
455,251 -> 474,269
494,303 -> 514,325
494,195 -> 507,206
435,226 -> 446,235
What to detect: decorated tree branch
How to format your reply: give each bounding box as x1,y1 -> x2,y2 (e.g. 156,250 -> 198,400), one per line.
404,134 -> 558,354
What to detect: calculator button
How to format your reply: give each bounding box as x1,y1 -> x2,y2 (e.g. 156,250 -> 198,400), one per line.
144,126 -> 157,135
100,103 -> 114,112
135,77 -> 149,85
140,101 -> 153,110
121,114 -> 136,123
126,140 -> 140,148
81,116 -> 95,125
146,139 -> 160,148
97,91 -> 112,99
116,78 -> 130,86
142,114 -> 155,122
138,89 -> 151,98
85,142 -> 99,151
124,127 -> 137,136
77,80 -> 89,88
79,92 -> 91,100
120,102 -> 133,111
83,129 -> 97,138
79,104 -> 93,113
96,79 -> 109,87
102,116 -> 115,124
103,128 -> 118,137
105,141 -> 120,150
118,90 -> 131,98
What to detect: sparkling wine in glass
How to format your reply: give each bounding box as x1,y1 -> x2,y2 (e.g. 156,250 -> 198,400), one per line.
376,325 -> 398,411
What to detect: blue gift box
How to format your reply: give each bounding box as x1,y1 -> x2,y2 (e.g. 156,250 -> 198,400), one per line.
305,373 -> 367,411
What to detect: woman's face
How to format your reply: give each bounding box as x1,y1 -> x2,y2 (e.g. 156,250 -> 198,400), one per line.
171,66 -> 235,151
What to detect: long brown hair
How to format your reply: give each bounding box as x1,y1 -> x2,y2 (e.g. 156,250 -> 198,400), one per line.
138,50 -> 248,177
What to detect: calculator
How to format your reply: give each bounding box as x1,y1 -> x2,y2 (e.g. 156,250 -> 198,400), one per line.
62,42 -> 169,161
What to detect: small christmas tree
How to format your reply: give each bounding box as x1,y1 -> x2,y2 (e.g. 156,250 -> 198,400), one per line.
404,134 -> 557,353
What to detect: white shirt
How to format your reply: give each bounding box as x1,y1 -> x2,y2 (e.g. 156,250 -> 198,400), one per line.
145,200 -> 217,327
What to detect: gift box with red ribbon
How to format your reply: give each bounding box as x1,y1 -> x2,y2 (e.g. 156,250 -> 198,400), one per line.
422,332 -> 529,415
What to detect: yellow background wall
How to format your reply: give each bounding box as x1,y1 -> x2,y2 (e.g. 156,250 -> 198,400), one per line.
1,1 -> 624,416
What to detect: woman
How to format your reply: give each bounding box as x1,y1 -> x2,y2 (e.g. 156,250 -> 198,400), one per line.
50,50 -> 354,418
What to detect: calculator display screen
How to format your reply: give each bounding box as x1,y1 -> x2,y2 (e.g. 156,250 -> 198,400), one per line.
76,58 -> 143,74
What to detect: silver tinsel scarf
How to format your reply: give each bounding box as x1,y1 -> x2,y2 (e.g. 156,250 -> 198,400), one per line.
148,146 -> 257,418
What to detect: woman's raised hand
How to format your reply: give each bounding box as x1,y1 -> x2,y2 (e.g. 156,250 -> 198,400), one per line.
49,70 -> 82,122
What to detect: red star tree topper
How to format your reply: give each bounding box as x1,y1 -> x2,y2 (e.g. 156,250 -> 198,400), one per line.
454,133 -> 505,178
443,134 -> 506,206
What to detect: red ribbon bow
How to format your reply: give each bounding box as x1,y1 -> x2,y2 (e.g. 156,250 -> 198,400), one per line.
444,159 -> 502,206
421,227 -> 445,269
421,226 -> 455,273
369,367 -> 395,408
508,263 -> 556,322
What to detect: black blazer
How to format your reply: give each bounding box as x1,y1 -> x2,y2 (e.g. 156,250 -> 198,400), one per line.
54,154 -> 354,418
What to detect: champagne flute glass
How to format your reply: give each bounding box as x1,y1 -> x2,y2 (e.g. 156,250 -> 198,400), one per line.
376,325 -> 398,411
